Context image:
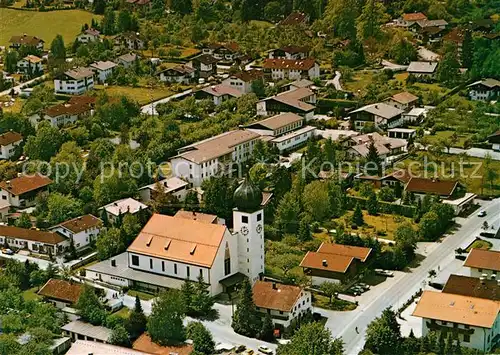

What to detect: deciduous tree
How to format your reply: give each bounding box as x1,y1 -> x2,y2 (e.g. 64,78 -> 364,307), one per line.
148,290 -> 186,345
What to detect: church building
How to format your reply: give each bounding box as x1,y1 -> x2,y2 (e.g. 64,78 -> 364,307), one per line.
85,177 -> 265,295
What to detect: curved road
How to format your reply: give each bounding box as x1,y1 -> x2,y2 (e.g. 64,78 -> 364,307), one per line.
327,198 -> 500,354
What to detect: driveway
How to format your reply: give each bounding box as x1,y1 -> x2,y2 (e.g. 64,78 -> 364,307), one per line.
0,250 -> 55,270
0,75 -> 48,97
140,89 -> 193,115
448,147 -> 500,160
325,71 -> 343,90
417,47 -> 440,61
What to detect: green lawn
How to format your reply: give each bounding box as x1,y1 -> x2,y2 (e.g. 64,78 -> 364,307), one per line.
0,8 -> 102,47
466,238 -> 492,252
313,294 -> 357,311
425,130 -> 473,149
113,307 -> 131,319
95,85 -> 174,106
22,287 -> 41,301
127,290 -> 156,301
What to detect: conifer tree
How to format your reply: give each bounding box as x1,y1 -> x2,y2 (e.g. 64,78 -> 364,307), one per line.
232,278 -> 261,337
353,203 -> 364,226
126,296 -> 147,340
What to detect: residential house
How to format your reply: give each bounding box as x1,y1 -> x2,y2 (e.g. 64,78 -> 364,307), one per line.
50,214 -> 102,251
187,54 -> 218,79
467,78 -> 500,101
0,225 -> 67,255
99,198 -> 148,225
253,281 -> 312,329
257,87 -> 316,120
90,61 -> 117,83
262,58 -> 320,81
114,32 -> 145,50
31,96 -> 96,128
444,28 -> 466,54
385,92 -> 419,111
489,130 -> 500,151
349,103 -> 404,130
170,130 -> 260,187
38,279 -> 83,309
221,70 -> 264,94
133,334 -> 192,355
86,183 -> 266,295
413,290 -> 500,352
116,52 -> 139,68
402,107 -> 428,123
300,243 -> 372,285
280,78 -> 314,92
196,84 -> 243,105
442,192 -> 477,215
419,26 -> 446,43
387,128 -> 416,140
443,274 -> 500,301
17,55 -> 43,74
202,42 -> 241,63
68,340 -> 149,355
0,131 -> 23,160
404,177 -> 460,200
54,67 -> 95,95
125,0 -> 151,9
0,174 -> 52,208
270,126 -> 316,153
268,46 -> 309,60
464,249 -> 500,279
409,19 -> 448,34
279,11 -> 309,26
76,28 -> 101,43
469,19 -> 495,34
62,321 -> 112,344
158,65 -> 195,84
399,12 -> 428,26
346,132 -> 407,161
138,177 -> 189,203
407,61 -> 438,79
9,34 -> 44,51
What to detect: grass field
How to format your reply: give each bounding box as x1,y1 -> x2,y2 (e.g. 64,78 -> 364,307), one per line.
466,238 -> 492,252
127,289 -> 156,301
94,85 -> 174,105
0,8 -> 101,47
313,294 -> 357,311
425,130 -> 473,149
22,287 -> 41,301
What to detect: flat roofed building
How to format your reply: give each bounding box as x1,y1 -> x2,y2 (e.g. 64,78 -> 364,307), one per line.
464,249 -> 500,278
62,321 -> 112,344
413,290 -> 500,351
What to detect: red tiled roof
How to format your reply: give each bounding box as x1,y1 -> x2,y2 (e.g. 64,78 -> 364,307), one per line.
300,251 -> 354,273
133,334 -> 193,355
0,131 -> 23,146
262,58 -> 317,71
318,243 -> 372,262
402,12 -> 427,21
0,225 -> 66,245
253,281 -> 303,312
38,278 -> 82,303
464,249 -> 500,272
0,174 -> 52,196
58,214 -> 102,234
405,177 -> 458,196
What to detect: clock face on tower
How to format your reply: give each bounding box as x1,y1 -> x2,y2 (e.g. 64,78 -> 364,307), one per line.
241,226 -> 249,235
256,224 -> 262,234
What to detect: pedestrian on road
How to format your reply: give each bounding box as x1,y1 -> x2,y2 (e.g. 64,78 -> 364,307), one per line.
355,327 -> 359,334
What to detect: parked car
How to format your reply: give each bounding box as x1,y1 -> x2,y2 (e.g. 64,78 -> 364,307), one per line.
1,248 -> 14,255
358,283 -> 370,291
455,254 -> 467,261
375,269 -> 394,277
480,232 -> 496,238
478,211 -> 487,217
258,345 -> 273,354
235,345 -> 247,353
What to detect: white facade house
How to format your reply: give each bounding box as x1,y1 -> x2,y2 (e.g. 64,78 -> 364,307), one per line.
197,84 -> 243,105
116,53 -> 139,68
171,130 -> 260,187
138,177 -> 189,203
158,65 -> 195,84
17,55 -> 43,74
413,290 -> 500,352
464,248 -> 500,278
221,70 -> 264,94
54,67 -> 94,95
407,61 -> 438,79
387,128 -> 416,140
0,131 -> 23,160
99,198 -> 148,225
467,79 -> 500,101
253,281 -> 312,329
90,61 -> 117,83
268,45 -> 309,60
385,92 -> 419,111
114,32 -> 145,50
262,58 -> 320,81
0,225 -> 68,255
349,103 -> 404,130
0,174 -> 52,208
76,29 -> 101,43
50,214 -> 102,251
256,87 -> 316,120
86,180 -> 265,296
271,126 -> 316,153
402,107 -> 428,123
30,96 -> 95,128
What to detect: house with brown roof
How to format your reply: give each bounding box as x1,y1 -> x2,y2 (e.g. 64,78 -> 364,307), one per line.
404,177 -> 460,200
300,243 -> 372,285
187,54 -> 218,79
50,214 -> 102,251
0,174 -> 52,208
170,130 -> 260,187
30,95 -> 96,128
133,333 -> 193,355
262,58 -> 320,81
9,34 -> 44,50
257,87 -> 316,120
400,12 -> 428,26
38,278 -> 83,308
221,69 -> 264,94
349,102 -> 405,130
443,274 -> 500,301
464,249 -> 500,279
196,84 -> 243,105
201,42 -> 243,64
0,131 -> 23,160
385,92 -> 419,111
114,32 -> 145,50
412,290 -> 500,351
279,11 -> 309,26
54,67 -> 95,95
158,64 -> 195,84
17,55 -> 43,75
0,225 -> 68,255
253,281 -> 312,329
269,46 -> 309,60
76,28 -> 101,43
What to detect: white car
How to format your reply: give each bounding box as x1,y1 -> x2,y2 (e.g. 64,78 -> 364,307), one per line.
258,345 -> 273,354
478,211 -> 487,217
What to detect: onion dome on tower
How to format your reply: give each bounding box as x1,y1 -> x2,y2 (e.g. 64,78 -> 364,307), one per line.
233,175 -> 262,213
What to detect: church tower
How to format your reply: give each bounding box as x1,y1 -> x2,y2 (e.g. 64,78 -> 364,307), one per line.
233,176 -> 265,284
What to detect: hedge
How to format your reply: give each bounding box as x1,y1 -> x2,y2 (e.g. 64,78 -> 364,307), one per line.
346,195 -> 416,218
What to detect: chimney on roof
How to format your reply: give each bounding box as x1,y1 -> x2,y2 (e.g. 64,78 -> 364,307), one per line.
111,259 -> 116,267
272,282 -> 277,290
163,181 -> 168,187
322,259 -> 328,267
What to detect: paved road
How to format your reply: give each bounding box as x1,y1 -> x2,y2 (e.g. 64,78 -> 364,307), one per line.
448,147 -> 500,160
326,71 -> 343,90
0,75 -> 48,97
329,198 -> 500,354
140,89 -> 193,115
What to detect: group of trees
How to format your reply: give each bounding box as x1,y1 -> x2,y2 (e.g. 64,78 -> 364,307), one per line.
180,275 -> 215,318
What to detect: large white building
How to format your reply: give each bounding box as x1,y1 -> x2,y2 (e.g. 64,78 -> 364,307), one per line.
171,130 -> 260,187
17,55 -> 43,74
54,67 -> 95,95
262,58 -> 320,81
86,178 -> 265,295
413,290 -> 500,352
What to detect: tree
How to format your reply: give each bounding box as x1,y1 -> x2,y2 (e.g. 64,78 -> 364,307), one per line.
365,140 -> 382,175
378,186 -> 395,202
110,325 -> 131,347
171,0 -> 193,15
356,0 -> 387,41
3,51 -> 19,74
419,211 -> 440,241
191,274 -> 214,317
117,10 -> 133,33
24,122 -> 64,161
93,0 -> 105,13
277,322 -> 344,355
366,192 -> 378,215
50,141 -> 85,194
148,290 -> 186,345
437,47 -> 460,87
15,212 -> 32,228
264,1 -> 282,22
302,181 -> 331,222
391,38 -> 417,65
365,308 -> 401,354
126,296 -> 147,340
297,217 -> 312,242
76,285 -> 107,325
46,192 -> 83,225
274,191 -> 301,234
232,277 -> 261,337
483,153 -> 498,193
438,331 -> 446,354
96,228 -> 125,259
320,282 -> 342,304
93,170 -> 138,206
353,203 -> 364,226
50,35 -> 66,60
183,190 -> 200,212
259,313 -> 274,341
323,0 -> 358,40
186,322 -> 215,355
394,222 -> 417,260
102,8 -> 116,35
202,176 -> 238,222
461,30 -> 473,68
